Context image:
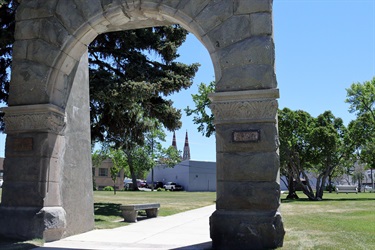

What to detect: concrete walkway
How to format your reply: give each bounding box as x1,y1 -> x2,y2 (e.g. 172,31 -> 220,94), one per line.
34,205 -> 215,250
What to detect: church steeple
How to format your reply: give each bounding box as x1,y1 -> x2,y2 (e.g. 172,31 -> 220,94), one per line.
172,131 -> 177,151
182,130 -> 191,160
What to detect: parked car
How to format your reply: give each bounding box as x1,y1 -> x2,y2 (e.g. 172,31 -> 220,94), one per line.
163,182 -> 183,191
364,185 -> 373,192
139,181 -> 148,188
124,182 -> 134,191
149,181 -> 164,189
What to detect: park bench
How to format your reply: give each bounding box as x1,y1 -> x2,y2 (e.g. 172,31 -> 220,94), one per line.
120,203 -> 160,222
335,185 -> 358,194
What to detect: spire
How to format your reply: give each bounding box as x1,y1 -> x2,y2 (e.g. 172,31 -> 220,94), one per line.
182,130 -> 191,160
172,131 -> 177,151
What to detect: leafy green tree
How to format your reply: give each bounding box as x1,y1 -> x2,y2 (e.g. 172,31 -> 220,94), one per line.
144,126 -> 181,190
346,77 -> 375,120
158,145 -> 181,168
308,111 -> 349,198
278,108 -> 315,199
89,26 -> 199,146
185,81 -> 215,137
279,109 -> 350,200
108,148 -> 128,194
346,77 -> 375,188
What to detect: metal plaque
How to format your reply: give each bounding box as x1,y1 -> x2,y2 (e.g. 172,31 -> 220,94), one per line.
11,137 -> 33,152
232,130 -> 260,143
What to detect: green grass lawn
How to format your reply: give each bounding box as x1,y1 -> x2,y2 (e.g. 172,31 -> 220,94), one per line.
280,191 -> 375,250
93,190 -> 216,229
0,189 -> 374,249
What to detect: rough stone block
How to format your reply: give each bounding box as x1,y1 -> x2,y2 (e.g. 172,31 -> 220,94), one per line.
73,0 -> 103,20
216,63 -> 276,91
206,15 -> 251,50
1,181 -> 45,207
15,0 -> 57,21
12,40 -> 28,61
104,7 -> 130,29
215,36 -> 274,70
0,206 -> 45,240
234,0 -> 272,14
8,61 -> 50,105
15,19 -> 41,40
38,18 -> 70,48
177,0 -> 211,20
195,0 -> 233,34
56,1 -> 87,34
3,157 -> 48,182
216,152 -> 279,181
210,210 -> 285,249
216,181 -> 280,211
251,12 -> 272,36
102,0 -> 126,12
27,39 -> 61,67
215,123 -> 278,153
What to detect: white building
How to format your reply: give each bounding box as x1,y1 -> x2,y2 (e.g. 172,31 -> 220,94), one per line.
146,160 -> 216,191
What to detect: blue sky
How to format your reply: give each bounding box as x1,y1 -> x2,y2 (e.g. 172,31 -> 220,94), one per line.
162,0 -> 375,162
0,1 -> 374,161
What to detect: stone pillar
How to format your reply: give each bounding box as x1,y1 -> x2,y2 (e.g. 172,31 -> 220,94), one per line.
0,51 -> 94,241
209,89 -> 285,249
0,104 -> 67,241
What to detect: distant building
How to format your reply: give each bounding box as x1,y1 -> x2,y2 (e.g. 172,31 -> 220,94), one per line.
93,158 -> 125,190
147,132 -> 216,191
147,160 -> 216,191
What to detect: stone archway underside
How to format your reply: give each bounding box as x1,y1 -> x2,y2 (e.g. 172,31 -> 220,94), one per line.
0,0 -> 284,249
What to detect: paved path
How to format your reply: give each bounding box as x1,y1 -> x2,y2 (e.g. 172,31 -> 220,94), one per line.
34,205 -> 215,250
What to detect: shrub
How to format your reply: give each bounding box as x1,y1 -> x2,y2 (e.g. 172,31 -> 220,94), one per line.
325,184 -> 336,192
103,186 -> 114,191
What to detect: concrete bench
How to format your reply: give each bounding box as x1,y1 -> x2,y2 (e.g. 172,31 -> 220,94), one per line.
120,203 -> 160,222
336,185 -> 358,194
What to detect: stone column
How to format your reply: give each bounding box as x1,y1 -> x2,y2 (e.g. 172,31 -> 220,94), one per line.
209,89 -> 285,249
0,51 -> 94,241
0,104 -> 67,241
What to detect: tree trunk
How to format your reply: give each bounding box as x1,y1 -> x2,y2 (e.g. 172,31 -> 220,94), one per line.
128,155 -> 139,191
286,175 -> 299,199
328,174 -> 332,193
113,180 -> 117,195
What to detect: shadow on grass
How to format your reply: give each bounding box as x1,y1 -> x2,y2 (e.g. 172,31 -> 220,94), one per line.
94,202 -> 122,216
0,236 -> 40,250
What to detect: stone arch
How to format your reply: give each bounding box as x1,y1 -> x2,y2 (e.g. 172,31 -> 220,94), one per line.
0,1 -> 285,249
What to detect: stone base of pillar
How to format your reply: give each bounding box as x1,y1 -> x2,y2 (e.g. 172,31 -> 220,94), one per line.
0,206 -> 66,242
210,209 -> 285,250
